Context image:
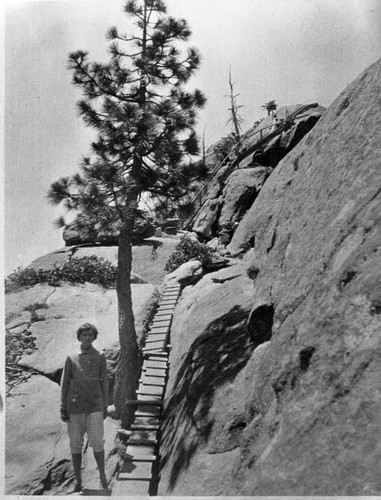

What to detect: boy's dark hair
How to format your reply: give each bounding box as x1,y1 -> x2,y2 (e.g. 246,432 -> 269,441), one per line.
77,323 -> 99,340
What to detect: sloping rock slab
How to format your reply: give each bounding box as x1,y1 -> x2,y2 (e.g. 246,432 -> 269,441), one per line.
5,374 -> 68,495
159,263 -> 255,494
28,245 -> 147,283
5,374 -> 120,495
218,166 -> 273,227
5,283 -> 56,321
27,247 -> 74,271
18,282 -> 155,376
222,59 -> 381,494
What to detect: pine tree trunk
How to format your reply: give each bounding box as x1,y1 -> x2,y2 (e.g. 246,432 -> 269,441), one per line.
114,216 -> 141,429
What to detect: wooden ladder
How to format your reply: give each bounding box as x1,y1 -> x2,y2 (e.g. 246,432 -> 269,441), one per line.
111,284 -> 181,496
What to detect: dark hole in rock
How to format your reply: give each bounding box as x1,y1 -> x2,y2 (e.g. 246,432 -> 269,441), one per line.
370,300 -> 381,315
339,269 -> 357,289
228,416 -> 247,432
248,304 -> 274,348
299,346 -> 316,371
246,265 -> 260,281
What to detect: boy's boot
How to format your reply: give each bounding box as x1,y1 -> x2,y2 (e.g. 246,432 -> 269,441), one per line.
71,453 -> 82,492
94,450 -> 108,489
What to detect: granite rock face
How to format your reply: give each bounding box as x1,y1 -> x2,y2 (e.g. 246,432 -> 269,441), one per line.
218,166 -> 273,227
190,104 -> 323,240
5,374 -> 119,496
159,59 -> 381,495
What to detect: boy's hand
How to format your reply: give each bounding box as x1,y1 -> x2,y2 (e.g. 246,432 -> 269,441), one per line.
61,409 -> 69,422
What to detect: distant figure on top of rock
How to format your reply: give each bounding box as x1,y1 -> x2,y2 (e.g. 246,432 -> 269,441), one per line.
271,112 -> 280,133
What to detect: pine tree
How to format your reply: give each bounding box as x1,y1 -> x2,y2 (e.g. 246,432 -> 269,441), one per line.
47,0 -> 206,428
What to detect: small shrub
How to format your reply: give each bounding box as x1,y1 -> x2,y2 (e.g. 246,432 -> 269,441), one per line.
5,256 -> 117,293
165,236 -> 214,273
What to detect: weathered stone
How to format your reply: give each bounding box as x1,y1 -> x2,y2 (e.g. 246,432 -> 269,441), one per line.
6,310 -> 32,329
192,198 -> 220,239
18,282 -> 155,376
218,166 -> 273,227
5,375 -> 69,495
164,260 -> 204,287
5,284 -> 55,320
28,247 -> 74,271
189,104 -> 323,240
159,262 -> 255,495
159,60 -> 381,495
5,374 -> 119,496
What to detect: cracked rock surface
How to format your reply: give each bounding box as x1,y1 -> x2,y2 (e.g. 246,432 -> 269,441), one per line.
159,59 -> 381,495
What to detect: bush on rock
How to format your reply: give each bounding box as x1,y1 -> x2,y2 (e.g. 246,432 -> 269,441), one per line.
165,236 -> 214,273
5,256 -> 117,293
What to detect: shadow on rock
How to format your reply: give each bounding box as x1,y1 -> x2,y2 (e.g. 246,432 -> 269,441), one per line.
160,305 -> 254,490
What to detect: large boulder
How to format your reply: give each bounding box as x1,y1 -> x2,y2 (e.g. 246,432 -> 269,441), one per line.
159,59 -> 381,495
218,166 -> 273,228
192,198 -> 220,239
164,260 -> 204,287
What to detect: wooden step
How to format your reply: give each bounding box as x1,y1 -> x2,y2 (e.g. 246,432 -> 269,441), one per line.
131,424 -> 160,431
133,415 -> 161,425
118,472 -> 152,481
149,325 -> 170,334
145,334 -> 167,342
137,387 -> 164,397
112,478 -> 150,495
118,461 -> 153,480
143,360 -> 168,368
127,438 -> 158,445
143,352 -> 169,358
142,360 -> 168,369
126,444 -> 156,457
142,342 -> 165,352
135,409 -> 161,417
142,369 -> 167,378
154,311 -> 173,318
151,319 -> 171,328
157,304 -> 175,311
139,378 -> 166,387
125,399 -> 162,406
124,455 -> 157,462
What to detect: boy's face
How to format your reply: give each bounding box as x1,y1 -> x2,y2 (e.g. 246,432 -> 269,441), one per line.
79,330 -> 95,350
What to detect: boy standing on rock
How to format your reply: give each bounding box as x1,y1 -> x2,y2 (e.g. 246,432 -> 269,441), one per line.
60,323 -> 109,493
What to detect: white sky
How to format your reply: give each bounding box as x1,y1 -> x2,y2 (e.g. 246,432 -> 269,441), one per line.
3,0 -> 381,274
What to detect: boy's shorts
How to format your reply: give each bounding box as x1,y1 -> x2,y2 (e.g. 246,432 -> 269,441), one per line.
68,411 -> 104,453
